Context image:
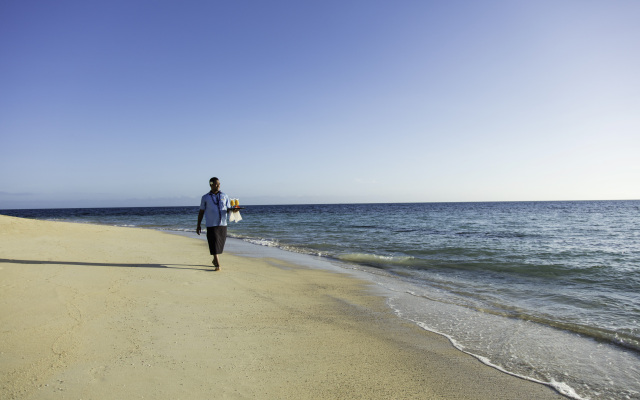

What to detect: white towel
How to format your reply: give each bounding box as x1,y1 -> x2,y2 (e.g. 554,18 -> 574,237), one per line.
228,210 -> 242,223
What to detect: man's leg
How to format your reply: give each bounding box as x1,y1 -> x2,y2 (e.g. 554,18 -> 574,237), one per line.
207,226 -> 226,271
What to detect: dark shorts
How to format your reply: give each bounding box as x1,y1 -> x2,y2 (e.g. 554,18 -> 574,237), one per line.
206,226 -> 227,255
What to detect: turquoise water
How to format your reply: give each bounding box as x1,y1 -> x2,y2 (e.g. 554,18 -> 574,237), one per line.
3,200 -> 639,399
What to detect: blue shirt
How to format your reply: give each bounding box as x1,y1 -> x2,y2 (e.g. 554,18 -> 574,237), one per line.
200,191 -> 231,227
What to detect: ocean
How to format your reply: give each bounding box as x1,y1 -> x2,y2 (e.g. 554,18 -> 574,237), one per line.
2,200 -> 639,399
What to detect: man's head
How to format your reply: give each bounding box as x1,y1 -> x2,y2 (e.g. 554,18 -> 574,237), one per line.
209,177 -> 220,192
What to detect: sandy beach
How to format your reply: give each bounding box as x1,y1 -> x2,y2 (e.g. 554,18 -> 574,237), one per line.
0,215 -> 565,399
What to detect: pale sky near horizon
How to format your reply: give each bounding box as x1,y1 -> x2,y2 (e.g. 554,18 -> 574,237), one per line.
1,0 -> 639,208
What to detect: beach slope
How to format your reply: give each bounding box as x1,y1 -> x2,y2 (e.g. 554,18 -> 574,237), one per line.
0,215 -> 564,399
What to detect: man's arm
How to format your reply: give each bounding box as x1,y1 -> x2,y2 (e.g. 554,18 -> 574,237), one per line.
196,209 -> 205,235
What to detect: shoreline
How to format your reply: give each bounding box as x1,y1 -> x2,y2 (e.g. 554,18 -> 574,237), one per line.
0,215 -> 565,399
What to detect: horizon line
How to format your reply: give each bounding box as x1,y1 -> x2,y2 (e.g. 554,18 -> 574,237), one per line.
2,198 -> 639,211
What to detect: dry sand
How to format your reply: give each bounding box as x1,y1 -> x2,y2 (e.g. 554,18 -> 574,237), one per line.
0,215 -> 565,399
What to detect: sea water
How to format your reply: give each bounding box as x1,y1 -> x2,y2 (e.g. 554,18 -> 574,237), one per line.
3,201 -> 639,399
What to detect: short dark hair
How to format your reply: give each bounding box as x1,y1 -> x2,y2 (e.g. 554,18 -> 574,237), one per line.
209,177 -> 219,184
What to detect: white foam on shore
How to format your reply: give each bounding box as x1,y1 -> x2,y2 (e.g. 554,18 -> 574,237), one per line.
408,319 -> 584,400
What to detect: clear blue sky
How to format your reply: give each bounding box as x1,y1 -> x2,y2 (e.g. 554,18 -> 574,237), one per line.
1,0 -> 638,208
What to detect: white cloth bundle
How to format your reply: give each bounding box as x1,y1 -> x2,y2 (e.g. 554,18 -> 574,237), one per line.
228,210 -> 242,223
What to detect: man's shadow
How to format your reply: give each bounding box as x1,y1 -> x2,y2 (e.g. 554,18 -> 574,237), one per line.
0,258 -> 212,271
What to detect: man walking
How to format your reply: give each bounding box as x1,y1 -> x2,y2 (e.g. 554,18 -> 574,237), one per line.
197,177 -> 231,271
